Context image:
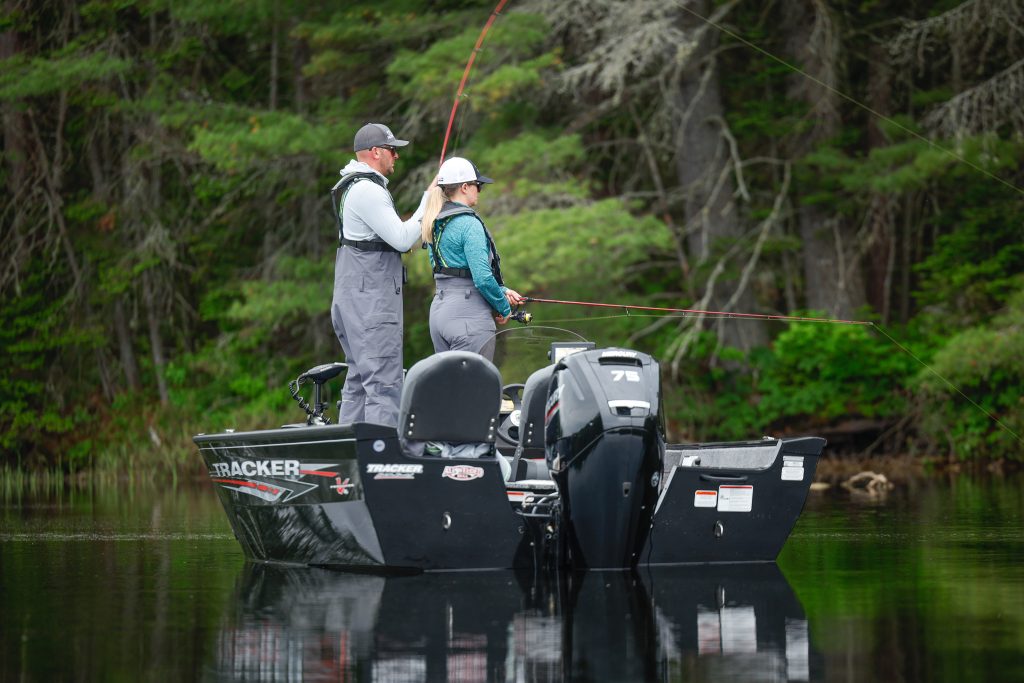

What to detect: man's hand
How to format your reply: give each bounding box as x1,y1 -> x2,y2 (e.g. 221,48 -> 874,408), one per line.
495,313 -> 509,325
504,288 -> 525,306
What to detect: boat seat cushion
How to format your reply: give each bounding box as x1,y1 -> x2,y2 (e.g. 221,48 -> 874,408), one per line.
398,350 -> 502,443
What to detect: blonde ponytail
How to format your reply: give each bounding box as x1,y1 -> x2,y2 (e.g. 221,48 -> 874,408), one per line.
420,186 -> 447,245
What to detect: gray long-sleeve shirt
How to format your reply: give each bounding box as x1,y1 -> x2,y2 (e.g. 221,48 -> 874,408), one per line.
338,160 -> 428,252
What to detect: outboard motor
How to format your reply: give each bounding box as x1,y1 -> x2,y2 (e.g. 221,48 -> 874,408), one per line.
545,348 -> 665,569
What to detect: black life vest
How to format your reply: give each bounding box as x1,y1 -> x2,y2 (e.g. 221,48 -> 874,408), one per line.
329,172 -> 398,252
427,202 -> 504,286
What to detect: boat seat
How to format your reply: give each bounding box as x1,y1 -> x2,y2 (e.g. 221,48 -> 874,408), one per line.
398,351 -> 502,458
507,364 -> 556,482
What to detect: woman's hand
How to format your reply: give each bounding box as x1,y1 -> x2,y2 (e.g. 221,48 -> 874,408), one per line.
504,288 -> 525,306
494,313 -> 509,325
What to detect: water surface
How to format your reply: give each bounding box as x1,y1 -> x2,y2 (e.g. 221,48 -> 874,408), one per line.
1,476 -> 1021,681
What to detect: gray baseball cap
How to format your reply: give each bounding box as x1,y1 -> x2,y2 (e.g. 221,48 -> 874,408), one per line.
353,123 -> 410,152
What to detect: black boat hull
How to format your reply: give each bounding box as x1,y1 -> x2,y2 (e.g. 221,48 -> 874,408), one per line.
644,437 -> 822,564
197,423 -> 531,571
196,423 -> 822,572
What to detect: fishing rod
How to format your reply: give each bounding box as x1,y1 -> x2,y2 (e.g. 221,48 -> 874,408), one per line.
439,0 -> 510,166
521,296 -> 871,326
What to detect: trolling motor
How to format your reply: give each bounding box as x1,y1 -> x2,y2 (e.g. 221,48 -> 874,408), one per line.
288,362 -> 348,425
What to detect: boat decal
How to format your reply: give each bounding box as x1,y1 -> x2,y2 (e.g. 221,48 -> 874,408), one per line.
298,463 -> 340,477
441,465 -> 484,481
208,461 -> 347,503
366,463 -> 423,480
276,480 -> 321,503
333,477 -> 355,496
211,476 -> 320,503
693,490 -> 718,508
210,460 -> 300,478
544,385 -> 562,423
717,485 -> 753,513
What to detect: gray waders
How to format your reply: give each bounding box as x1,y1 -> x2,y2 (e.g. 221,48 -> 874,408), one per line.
331,246 -> 404,426
429,275 -> 498,362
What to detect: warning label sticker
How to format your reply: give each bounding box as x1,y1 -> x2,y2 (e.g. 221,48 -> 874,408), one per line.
694,490 -> 718,508
717,485 -> 753,512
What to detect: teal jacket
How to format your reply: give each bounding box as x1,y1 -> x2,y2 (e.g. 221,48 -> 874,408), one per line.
428,203 -> 510,316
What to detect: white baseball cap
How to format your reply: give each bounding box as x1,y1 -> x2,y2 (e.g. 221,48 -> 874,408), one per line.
437,157 -> 494,186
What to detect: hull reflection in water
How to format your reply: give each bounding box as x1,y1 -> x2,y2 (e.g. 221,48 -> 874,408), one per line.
211,564 -> 821,681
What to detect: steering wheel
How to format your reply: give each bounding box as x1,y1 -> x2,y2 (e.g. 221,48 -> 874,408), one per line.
496,383 -> 526,446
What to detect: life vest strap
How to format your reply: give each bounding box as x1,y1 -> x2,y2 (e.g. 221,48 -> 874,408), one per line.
331,173 -> 389,246
340,238 -> 400,253
433,265 -> 472,279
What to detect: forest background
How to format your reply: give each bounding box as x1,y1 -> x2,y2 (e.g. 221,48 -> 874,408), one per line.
1,0 -> 1022,476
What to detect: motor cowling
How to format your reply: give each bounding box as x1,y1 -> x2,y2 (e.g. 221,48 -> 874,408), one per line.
544,348 -> 665,569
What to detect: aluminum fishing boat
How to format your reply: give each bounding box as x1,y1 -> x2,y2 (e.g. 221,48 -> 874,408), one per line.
194,339 -> 824,572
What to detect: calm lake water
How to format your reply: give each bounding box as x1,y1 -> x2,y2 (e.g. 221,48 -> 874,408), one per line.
1,475 -> 1022,682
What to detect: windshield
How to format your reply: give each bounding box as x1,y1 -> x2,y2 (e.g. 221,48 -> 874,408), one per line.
489,324 -> 592,386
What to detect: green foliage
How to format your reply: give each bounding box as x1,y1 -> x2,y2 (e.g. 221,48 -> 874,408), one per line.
387,13 -> 552,107
915,287 -> 1024,460
4,0 -> 1024,473
0,266 -> 97,455
914,176 -> 1024,318
0,49 -> 130,100
497,199 -> 672,296
187,109 -> 339,172
166,255 -> 335,426
756,321 -> 918,423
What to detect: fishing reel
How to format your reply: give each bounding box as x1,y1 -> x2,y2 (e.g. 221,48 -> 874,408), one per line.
288,362 -> 348,425
510,305 -> 532,325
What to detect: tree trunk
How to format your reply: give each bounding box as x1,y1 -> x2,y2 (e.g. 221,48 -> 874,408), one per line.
1,18 -> 29,295
674,0 -> 767,351
144,276 -> 169,405
114,297 -> 141,392
291,19 -> 307,113
269,5 -> 279,111
784,1 -> 867,319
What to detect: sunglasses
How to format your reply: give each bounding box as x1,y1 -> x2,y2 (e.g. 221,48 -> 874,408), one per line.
377,145 -> 399,156
468,181 -> 484,191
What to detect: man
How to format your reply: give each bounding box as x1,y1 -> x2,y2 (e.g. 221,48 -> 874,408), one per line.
330,123 -> 432,426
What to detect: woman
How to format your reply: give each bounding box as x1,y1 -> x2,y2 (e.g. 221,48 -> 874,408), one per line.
421,157 -> 524,361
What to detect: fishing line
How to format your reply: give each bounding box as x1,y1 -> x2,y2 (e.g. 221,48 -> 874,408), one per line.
439,0 -> 510,166
524,296 -> 872,325
675,2 -> 1024,198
